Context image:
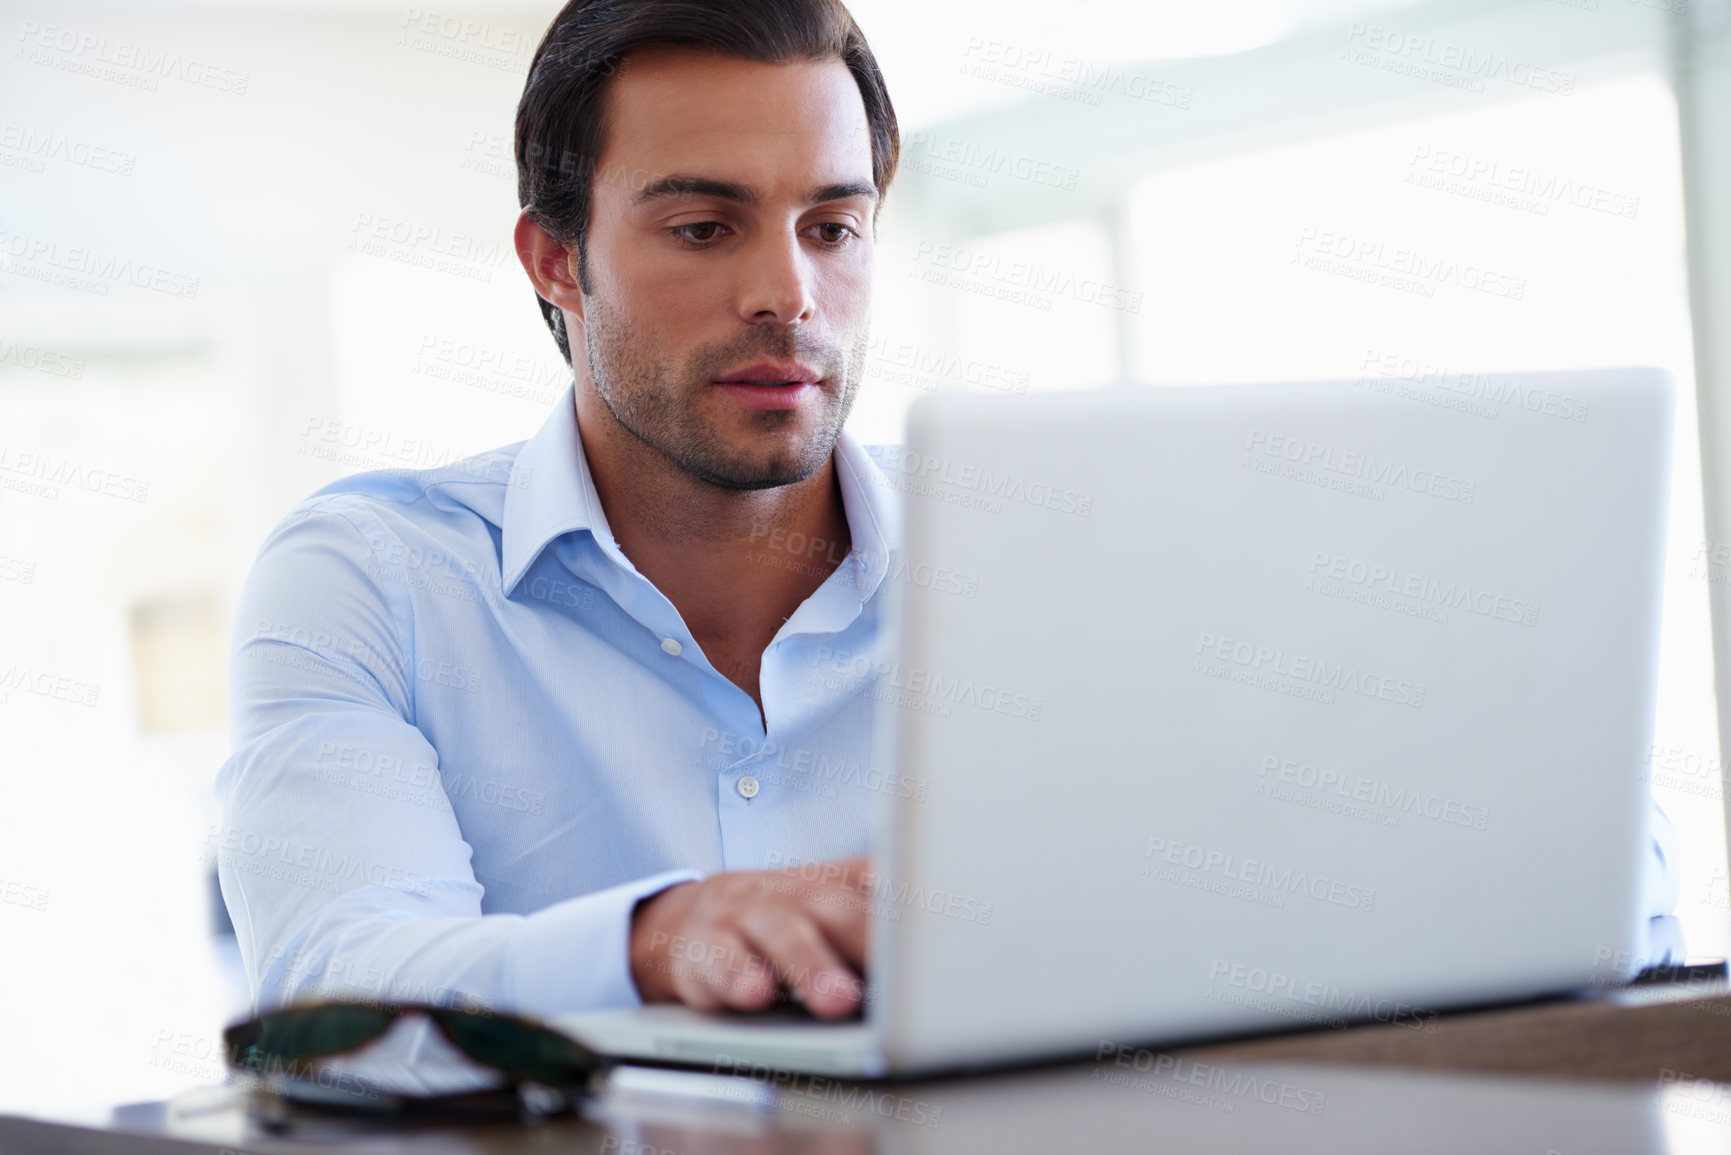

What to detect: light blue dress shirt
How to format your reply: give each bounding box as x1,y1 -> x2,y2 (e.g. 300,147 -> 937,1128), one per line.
215,385 -> 901,1022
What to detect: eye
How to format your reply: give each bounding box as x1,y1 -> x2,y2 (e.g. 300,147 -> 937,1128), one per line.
671,221 -> 729,247
811,222 -> 859,247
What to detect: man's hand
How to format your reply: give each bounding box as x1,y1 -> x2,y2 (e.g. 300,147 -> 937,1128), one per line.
629,856 -> 873,1019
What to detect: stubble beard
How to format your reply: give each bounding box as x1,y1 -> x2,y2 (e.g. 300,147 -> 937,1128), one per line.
581,294 -> 867,492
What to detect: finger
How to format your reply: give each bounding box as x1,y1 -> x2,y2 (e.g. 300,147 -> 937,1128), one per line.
764,857 -> 873,966
745,859 -> 873,969
832,855 -> 874,894
661,928 -> 731,1012
789,855 -> 872,896
737,905 -> 863,1020
669,927 -> 776,1013
798,882 -> 873,970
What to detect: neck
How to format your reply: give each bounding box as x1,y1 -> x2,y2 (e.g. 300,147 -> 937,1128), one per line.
571,387 -> 853,713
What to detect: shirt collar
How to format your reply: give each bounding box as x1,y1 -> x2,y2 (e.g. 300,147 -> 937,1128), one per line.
832,419 -> 901,601
501,385 -> 902,598
500,384 -> 613,595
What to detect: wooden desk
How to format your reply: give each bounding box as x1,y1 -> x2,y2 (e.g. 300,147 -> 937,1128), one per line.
2,986 -> 1727,1154
1182,983 -> 1731,1082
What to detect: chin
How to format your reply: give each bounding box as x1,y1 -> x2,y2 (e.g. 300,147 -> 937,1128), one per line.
696,445 -> 830,491
709,461 -> 822,491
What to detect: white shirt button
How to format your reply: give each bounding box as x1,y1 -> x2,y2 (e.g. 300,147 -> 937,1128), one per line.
660,638 -> 683,656
736,776 -> 760,799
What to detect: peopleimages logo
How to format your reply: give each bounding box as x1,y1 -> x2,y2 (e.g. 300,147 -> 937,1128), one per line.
1244,428 -> 1477,504
864,334 -> 1030,395
1256,754 -> 1490,830
1341,23 -> 1575,97
0,663 -> 101,707
765,852 -> 993,925
1406,145 -> 1640,221
1194,631 -> 1427,708
903,129 -> 1082,192
698,728 -> 930,801
0,123 -> 138,176
1142,836 -> 1376,911
1207,958 -> 1438,1030
0,339 -> 85,379
0,227 -> 200,299
1306,550 -> 1540,628
1093,1043 -> 1327,1116
872,445 -> 1093,516
910,241 -> 1143,315
1358,347 -> 1592,423
814,646 -> 1045,720
14,20 -> 251,95
1292,227 -> 1527,301
206,826 -> 433,898
0,443 -> 150,503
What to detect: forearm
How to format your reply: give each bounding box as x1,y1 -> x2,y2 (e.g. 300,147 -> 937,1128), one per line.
218,504 -> 703,1021
230,868 -> 701,1019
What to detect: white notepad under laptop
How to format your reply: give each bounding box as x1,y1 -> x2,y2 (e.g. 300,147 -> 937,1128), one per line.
556,368 -> 1674,1078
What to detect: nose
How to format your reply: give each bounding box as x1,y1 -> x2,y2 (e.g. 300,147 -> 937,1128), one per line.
737,227 -> 816,327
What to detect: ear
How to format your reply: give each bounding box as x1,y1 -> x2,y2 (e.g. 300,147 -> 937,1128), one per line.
514,210 -> 586,330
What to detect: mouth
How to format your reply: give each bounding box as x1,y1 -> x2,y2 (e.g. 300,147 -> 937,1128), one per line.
712,360 -> 823,411
711,381 -> 819,411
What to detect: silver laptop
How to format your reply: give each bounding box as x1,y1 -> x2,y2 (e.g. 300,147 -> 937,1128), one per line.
557,368 -> 1674,1078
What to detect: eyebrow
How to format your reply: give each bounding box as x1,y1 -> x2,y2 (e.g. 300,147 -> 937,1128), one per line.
631,175 -> 879,209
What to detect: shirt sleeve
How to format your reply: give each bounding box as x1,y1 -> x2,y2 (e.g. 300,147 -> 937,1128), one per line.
214,501 -> 700,1028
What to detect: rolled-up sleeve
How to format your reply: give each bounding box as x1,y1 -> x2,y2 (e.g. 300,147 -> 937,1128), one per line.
214,502 -> 697,1022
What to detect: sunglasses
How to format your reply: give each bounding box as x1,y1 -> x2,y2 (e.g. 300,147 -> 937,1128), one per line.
223,1000 -> 607,1099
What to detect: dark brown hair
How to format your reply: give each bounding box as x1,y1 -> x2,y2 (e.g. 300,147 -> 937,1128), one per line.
515,0 -> 901,365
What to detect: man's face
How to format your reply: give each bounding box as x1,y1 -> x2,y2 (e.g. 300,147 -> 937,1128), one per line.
576,47 -> 877,490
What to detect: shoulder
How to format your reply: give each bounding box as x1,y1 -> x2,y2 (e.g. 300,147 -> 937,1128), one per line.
241,442 -> 529,643
296,440 -> 527,520
263,441 -> 527,557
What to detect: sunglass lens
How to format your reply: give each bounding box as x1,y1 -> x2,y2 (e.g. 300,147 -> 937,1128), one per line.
433,1012 -> 600,1087
228,1004 -> 398,1070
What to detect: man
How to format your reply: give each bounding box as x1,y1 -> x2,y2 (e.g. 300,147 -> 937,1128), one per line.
216,0 -> 900,1032
219,0 -> 1687,1063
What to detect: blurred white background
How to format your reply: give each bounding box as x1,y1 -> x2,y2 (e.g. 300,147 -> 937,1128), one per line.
1,0 -> 1726,1116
